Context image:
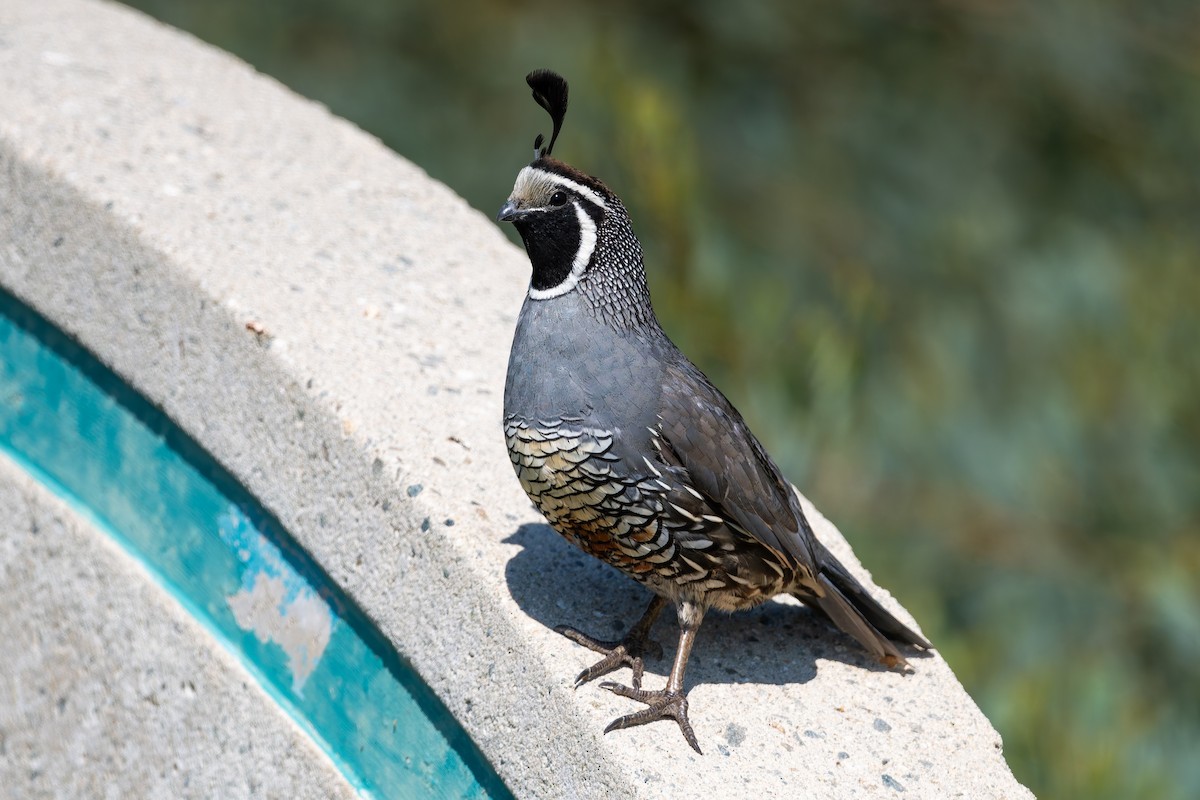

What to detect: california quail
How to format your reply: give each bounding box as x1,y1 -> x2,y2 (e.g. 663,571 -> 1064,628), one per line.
499,69 -> 931,754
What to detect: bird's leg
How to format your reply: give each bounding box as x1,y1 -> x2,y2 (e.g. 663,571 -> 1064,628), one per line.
555,595 -> 667,689
601,599 -> 705,754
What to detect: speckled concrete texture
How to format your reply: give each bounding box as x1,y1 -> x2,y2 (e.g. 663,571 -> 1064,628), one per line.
0,455 -> 357,800
0,1 -> 1034,797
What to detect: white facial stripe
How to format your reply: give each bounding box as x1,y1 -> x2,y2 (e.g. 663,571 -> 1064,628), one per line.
544,172 -> 608,211
528,201 -> 596,300
516,166 -> 608,212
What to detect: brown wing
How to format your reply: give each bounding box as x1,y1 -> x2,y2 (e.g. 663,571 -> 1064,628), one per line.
655,358 -> 820,575
656,356 -> 932,657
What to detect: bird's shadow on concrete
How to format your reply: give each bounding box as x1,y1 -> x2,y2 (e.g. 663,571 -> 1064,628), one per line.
503,522 -> 913,691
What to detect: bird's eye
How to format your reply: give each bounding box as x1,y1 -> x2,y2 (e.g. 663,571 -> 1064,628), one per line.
549,191 -> 568,207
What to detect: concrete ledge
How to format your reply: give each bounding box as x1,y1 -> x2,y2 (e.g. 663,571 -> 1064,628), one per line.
0,455 -> 357,799
0,0 -> 1033,797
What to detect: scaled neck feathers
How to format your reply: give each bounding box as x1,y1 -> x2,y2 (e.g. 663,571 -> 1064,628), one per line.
576,196 -> 661,334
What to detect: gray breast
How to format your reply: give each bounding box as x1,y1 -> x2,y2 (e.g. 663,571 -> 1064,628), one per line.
504,292 -> 664,446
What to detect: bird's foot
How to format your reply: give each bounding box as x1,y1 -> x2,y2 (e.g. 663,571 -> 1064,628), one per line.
600,682 -> 702,754
554,624 -> 664,690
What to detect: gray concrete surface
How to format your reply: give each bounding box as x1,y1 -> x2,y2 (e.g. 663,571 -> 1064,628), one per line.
0,0 -> 1034,797
0,455 -> 358,799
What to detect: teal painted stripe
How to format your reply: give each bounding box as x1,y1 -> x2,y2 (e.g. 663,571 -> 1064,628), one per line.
0,287 -> 512,800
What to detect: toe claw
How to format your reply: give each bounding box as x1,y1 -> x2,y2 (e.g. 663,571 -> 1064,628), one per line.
554,625 -> 618,655
598,682 -> 702,753
599,681 -> 647,702
555,623 -> 658,688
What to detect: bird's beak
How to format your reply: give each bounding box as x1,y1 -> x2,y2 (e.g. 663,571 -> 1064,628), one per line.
496,200 -> 521,223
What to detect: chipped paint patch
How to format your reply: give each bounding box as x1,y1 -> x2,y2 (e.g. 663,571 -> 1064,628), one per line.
220,507 -> 334,692
0,288 -> 511,799
227,571 -> 333,693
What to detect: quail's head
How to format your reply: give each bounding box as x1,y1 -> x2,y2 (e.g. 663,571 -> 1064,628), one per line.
498,69 -> 630,300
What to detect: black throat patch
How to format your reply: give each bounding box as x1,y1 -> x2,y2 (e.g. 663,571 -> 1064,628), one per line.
516,207 -> 583,292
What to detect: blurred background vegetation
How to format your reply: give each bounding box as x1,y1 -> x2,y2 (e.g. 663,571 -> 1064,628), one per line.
120,1 -> 1199,797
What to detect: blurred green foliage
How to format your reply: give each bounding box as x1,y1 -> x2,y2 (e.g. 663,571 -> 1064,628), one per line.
121,1 -> 1200,797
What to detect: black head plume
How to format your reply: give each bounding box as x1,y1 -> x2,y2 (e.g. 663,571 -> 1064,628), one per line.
526,69 -> 569,158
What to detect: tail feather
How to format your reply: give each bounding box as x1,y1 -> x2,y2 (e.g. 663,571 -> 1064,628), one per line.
822,559 -> 932,650
799,548 -> 932,669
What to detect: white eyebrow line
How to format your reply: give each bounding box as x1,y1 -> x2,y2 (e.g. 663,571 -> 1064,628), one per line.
527,167 -> 608,211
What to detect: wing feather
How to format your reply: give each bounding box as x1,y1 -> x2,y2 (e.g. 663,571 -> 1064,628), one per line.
656,358 -> 819,573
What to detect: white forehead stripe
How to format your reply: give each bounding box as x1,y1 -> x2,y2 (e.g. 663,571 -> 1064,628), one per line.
528,200 -> 596,300
516,166 -> 609,211
544,172 -> 608,211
